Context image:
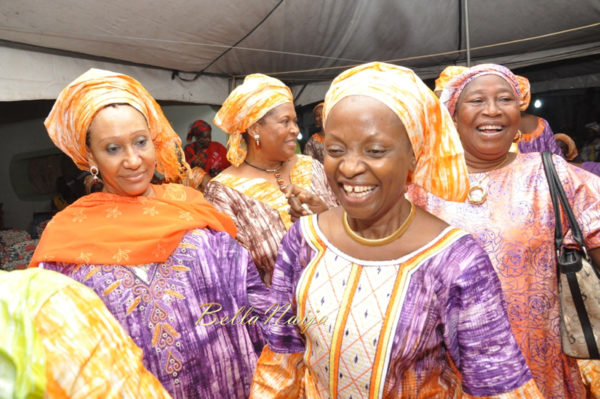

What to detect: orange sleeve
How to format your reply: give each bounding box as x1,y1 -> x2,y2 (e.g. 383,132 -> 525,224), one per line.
35,284 -> 171,399
250,345 -> 305,399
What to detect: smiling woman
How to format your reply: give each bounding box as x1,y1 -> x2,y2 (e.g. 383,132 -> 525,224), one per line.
29,68 -> 270,399
409,63 -> 600,397
250,62 -> 543,398
203,73 -> 338,286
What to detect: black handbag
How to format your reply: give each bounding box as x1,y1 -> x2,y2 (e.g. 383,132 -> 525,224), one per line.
542,151 -> 600,359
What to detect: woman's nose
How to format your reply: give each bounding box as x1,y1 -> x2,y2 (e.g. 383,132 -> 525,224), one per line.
123,147 -> 142,169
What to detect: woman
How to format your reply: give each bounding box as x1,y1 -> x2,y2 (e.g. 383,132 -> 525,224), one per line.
516,75 -> 563,155
407,63 -> 600,398
204,74 -> 338,285
1,268 -> 171,398
183,119 -> 230,176
250,62 -> 542,398
303,102 -> 325,163
31,68 -> 268,399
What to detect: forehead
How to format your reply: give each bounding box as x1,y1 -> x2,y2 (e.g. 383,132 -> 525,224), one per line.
267,101 -> 295,118
462,74 -> 515,94
326,95 -> 407,140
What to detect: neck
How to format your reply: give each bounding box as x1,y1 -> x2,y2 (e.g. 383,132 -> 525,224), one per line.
346,199 -> 412,239
244,149 -> 284,171
465,152 -> 512,173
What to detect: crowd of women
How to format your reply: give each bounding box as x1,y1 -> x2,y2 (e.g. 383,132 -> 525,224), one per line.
4,57 -> 600,398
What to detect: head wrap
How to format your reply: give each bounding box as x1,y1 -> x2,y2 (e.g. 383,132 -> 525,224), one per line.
440,63 -> 521,117
323,62 -> 469,202
554,133 -> 579,160
213,73 -> 293,167
45,68 -> 188,182
516,75 -> 531,111
434,65 -> 467,93
187,119 -> 212,142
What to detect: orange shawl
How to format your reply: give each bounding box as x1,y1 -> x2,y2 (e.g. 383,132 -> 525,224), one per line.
30,184 -> 236,267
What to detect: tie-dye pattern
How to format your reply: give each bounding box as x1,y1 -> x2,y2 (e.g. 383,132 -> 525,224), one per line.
407,152 -> 600,398
0,268 -> 171,398
250,218 -> 543,398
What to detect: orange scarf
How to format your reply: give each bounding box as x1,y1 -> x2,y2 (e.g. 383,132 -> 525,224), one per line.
30,184 -> 236,267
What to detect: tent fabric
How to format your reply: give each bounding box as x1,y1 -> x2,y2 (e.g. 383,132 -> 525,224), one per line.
0,0 -> 599,104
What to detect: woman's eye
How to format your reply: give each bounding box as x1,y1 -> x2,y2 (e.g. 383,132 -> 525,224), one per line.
499,96 -> 514,103
326,147 -> 344,155
367,148 -> 386,156
135,136 -> 148,146
469,98 -> 484,104
106,144 -> 120,154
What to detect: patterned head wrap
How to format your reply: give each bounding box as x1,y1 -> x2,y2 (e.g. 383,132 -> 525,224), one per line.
554,133 -> 579,160
434,65 -> 467,93
186,119 -> 212,142
45,68 -> 188,182
323,62 -> 469,202
440,63 -> 521,117
213,73 -> 293,167
516,75 -> 531,111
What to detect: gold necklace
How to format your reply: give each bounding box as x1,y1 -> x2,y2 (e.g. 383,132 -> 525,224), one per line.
467,154 -> 511,205
343,201 -> 416,246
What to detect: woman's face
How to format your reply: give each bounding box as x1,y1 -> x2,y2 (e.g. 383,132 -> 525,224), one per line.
324,95 -> 415,222
251,102 -> 299,161
454,75 -> 520,163
87,104 -> 156,197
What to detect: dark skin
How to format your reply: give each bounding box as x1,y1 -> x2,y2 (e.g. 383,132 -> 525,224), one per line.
319,95 -> 448,261
455,75 -> 600,266
219,102 -> 328,221
190,130 -> 211,169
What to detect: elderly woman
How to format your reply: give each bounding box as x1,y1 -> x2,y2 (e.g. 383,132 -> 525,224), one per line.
407,64 -> 600,398
204,74 -> 338,285
30,68 -> 268,399
1,268 -> 171,398
303,102 -> 325,163
250,63 -> 543,398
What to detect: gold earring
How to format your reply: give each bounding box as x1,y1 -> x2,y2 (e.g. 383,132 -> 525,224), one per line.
513,130 -> 522,143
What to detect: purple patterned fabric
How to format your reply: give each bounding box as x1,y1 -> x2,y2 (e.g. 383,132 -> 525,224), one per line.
581,161 -> 600,176
41,228 -> 269,399
264,220 -> 533,396
407,152 -> 600,398
518,117 -> 562,156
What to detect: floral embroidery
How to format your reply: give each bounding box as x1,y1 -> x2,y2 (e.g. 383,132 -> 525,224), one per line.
78,251 -> 92,263
178,211 -> 193,221
72,209 -> 87,223
113,248 -> 131,262
143,206 -> 159,216
105,206 -> 122,219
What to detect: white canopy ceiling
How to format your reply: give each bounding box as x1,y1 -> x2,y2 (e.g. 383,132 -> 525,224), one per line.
1,0 -> 599,105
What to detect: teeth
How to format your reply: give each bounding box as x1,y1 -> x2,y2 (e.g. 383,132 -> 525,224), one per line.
342,184 -> 375,197
478,125 -> 502,131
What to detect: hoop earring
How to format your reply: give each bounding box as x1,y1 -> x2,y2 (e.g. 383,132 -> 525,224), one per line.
513,130 -> 522,143
254,134 -> 261,147
90,165 -> 100,182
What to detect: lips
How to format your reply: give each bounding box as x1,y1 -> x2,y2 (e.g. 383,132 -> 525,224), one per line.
121,171 -> 146,182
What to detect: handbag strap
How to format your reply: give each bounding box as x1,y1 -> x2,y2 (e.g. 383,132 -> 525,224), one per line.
541,152 -> 586,251
541,151 -> 600,358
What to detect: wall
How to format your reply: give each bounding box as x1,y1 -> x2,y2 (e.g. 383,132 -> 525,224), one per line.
0,104 -> 224,230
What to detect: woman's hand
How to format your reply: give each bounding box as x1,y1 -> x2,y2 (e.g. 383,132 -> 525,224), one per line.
284,184 -> 329,222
